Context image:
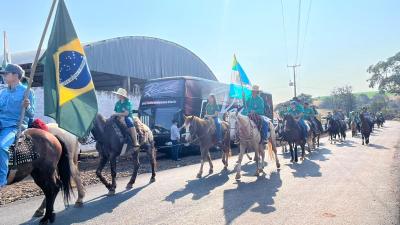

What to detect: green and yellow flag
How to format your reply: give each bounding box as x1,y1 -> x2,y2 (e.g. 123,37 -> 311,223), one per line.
43,0 -> 98,138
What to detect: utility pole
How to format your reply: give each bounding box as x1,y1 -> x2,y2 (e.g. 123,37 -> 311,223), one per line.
287,64 -> 301,97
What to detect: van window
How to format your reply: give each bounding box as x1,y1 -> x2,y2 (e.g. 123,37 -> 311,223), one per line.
154,107 -> 179,130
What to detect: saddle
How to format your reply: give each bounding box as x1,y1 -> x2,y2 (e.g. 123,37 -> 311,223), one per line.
8,135 -> 38,168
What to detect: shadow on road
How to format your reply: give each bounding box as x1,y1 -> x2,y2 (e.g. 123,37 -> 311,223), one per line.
164,170 -> 232,203
22,183 -> 151,225
223,170 -> 282,224
288,158 -> 322,178
367,143 -> 389,150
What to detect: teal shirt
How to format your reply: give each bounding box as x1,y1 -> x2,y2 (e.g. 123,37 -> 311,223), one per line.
243,95 -> 265,116
204,103 -> 220,116
114,99 -> 132,117
288,103 -> 304,118
303,107 -> 315,120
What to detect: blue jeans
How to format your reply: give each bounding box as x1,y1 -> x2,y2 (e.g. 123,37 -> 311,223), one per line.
213,117 -> 222,142
0,127 -> 18,186
298,119 -> 307,140
125,116 -> 134,128
261,116 -> 269,141
171,140 -> 181,161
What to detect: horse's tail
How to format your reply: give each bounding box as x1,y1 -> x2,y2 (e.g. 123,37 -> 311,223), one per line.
56,136 -> 73,205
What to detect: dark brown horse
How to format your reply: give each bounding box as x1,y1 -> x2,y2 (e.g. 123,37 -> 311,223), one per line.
360,113 -> 371,145
283,114 -> 306,162
7,128 -> 72,225
89,114 -> 156,195
184,115 -> 231,178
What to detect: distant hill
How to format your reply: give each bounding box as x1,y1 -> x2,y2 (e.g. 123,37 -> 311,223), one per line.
314,91 -> 394,101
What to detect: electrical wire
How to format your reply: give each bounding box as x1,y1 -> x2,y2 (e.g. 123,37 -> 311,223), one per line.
299,0 -> 313,64
295,0 -> 302,64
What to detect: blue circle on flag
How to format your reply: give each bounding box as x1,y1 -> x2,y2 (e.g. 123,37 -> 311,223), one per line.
59,51 -> 91,89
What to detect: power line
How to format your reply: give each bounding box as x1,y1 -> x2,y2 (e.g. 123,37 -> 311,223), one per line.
299,0 -> 313,64
280,0 -> 292,82
280,0 -> 289,67
295,0 -> 302,64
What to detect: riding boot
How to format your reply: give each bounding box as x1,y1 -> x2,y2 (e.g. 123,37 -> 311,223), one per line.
129,127 -> 140,148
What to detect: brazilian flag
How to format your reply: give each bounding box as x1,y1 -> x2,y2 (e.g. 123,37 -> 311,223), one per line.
43,0 -> 98,138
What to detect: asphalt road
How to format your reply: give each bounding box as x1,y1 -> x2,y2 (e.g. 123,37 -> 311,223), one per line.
1,121 -> 399,225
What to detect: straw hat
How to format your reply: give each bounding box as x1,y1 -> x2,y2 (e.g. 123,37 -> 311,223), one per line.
113,88 -> 128,98
252,85 -> 260,92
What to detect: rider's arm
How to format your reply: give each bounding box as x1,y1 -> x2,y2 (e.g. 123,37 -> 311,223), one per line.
25,90 -> 35,118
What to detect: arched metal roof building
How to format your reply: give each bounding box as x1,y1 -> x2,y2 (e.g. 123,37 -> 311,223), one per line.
2,36 -> 217,90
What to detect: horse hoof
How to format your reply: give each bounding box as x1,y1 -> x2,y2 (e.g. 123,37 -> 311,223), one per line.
149,177 -> 156,183
235,174 -> 241,180
209,169 -> 214,175
196,173 -> 202,179
290,159 -> 294,163
49,213 -> 56,223
107,190 -> 116,196
39,218 -> 49,225
295,159 -> 298,163
276,162 -> 281,169
74,201 -> 84,208
126,183 -> 133,190
33,210 -> 45,217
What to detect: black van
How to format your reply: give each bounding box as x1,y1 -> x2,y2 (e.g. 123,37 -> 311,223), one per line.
138,76 -> 273,148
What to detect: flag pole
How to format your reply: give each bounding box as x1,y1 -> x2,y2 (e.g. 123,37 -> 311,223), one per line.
15,0 -> 58,140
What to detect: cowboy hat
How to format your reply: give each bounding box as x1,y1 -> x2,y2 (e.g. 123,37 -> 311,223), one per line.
251,85 -> 260,92
113,88 -> 128,98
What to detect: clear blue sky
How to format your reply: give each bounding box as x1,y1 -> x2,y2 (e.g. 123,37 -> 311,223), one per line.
2,0 -> 400,103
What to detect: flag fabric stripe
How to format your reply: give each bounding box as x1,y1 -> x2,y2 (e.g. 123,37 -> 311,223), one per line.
44,0 -> 98,137
229,55 -> 252,100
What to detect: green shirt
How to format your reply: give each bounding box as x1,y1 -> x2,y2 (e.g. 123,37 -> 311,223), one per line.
114,99 -> 132,117
243,95 -> 265,116
288,103 -> 304,118
205,103 -> 220,116
303,107 -> 315,120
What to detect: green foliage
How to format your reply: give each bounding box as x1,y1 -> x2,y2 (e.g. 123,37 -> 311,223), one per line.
367,51 -> 400,95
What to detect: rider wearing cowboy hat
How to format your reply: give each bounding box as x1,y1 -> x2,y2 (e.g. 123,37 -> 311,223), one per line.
0,64 -> 35,187
242,85 -> 269,144
113,88 -> 140,148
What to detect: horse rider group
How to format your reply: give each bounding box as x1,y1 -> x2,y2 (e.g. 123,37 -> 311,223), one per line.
277,97 -> 323,142
203,85 -> 271,145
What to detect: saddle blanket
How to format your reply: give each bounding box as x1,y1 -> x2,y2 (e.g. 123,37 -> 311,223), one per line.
8,135 -> 38,167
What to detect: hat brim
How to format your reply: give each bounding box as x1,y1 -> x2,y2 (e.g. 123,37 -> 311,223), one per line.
112,92 -> 128,98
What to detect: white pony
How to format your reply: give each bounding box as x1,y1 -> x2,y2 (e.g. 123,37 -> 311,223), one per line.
227,112 -> 280,180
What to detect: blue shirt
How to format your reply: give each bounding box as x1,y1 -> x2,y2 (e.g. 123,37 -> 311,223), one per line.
0,83 -> 35,129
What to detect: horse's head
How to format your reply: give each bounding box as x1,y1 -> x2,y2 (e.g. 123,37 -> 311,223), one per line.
226,111 -> 239,140
183,115 -> 196,143
283,114 -> 296,132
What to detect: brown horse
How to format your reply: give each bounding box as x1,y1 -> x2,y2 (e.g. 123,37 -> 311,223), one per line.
7,128 -> 72,225
32,123 -> 85,219
184,115 -> 231,178
89,114 -> 156,195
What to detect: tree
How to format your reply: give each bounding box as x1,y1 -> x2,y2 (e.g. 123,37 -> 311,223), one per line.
330,85 -> 356,115
367,51 -> 400,95
369,94 -> 388,113
297,93 -> 313,104
356,94 -> 370,106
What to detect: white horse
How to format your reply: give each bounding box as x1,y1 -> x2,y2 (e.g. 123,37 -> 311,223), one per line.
34,123 -> 85,217
227,112 -> 280,180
